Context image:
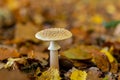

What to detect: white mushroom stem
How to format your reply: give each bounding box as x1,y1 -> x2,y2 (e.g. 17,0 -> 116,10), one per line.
48,41 -> 60,69
50,50 -> 59,69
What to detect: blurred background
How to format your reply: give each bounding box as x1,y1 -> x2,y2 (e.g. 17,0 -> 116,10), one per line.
0,0 -> 120,53
0,0 -> 120,43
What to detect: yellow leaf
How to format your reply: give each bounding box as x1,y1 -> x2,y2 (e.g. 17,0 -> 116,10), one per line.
4,57 -> 27,68
106,4 -> 116,14
34,67 -> 41,77
100,47 -> 115,63
6,0 -> 20,10
37,68 -> 61,80
4,58 -> 20,68
70,69 -> 87,80
91,14 -> 103,24
109,46 -> 114,53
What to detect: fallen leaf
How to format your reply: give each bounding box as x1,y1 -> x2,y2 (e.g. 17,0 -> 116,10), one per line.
0,45 -> 20,60
70,27 -> 87,43
15,22 -> 39,42
34,67 -> 41,77
6,0 -> 20,10
70,68 -> 87,80
0,63 -> 5,69
37,68 -> 61,80
106,4 -> 116,14
110,61 -> 118,73
92,50 -> 110,72
28,51 -> 48,61
90,14 -> 103,24
4,57 -> 27,69
63,46 -> 92,60
100,47 -> 118,73
100,47 -> 115,63
118,73 -> 120,80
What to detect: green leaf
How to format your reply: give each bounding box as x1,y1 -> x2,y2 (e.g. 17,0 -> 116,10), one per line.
103,77 -> 109,80
103,20 -> 120,29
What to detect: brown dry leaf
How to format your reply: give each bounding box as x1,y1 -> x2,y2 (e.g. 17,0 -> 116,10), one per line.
72,60 -> 92,69
19,46 -> 30,54
28,51 -> 48,60
0,46 -> 20,60
104,40 -> 120,51
15,22 -> 39,42
118,73 -> 120,80
92,50 -> 110,72
103,41 -> 120,62
70,27 -> 87,43
18,44 -> 48,60
110,61 -> 118,73
100,47 -> 118,73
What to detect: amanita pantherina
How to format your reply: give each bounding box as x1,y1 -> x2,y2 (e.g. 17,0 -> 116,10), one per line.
35,28 -> 72,69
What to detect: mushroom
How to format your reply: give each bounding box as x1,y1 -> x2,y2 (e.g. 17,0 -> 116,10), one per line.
35,28 -> 72,69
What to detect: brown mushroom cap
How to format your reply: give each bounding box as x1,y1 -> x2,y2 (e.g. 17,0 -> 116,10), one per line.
35,28 -> 72,41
